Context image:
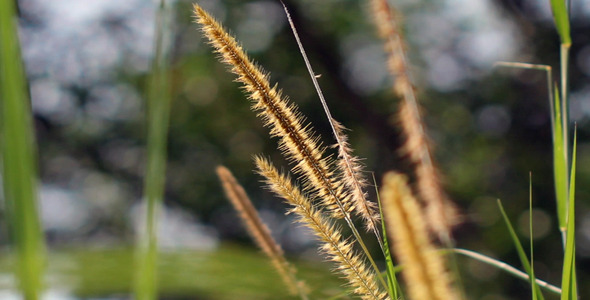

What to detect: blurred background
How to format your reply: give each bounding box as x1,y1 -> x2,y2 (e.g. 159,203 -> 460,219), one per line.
1,0 -> 590,299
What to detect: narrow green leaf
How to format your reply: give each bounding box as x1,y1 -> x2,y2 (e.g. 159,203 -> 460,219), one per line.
552,85 -> 568,235
134,1 -> 172,299
529,175 -> 535,300
559,47 -> 570,206
560,127 -> 577,300
528,174 -> 544,300
497,200 -> 544,299
374,174 -> 401,299
549,0 -> 571,45
0,0 -> 46,298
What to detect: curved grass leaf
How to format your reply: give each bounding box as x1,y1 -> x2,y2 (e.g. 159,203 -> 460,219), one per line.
497,200 -> 544,299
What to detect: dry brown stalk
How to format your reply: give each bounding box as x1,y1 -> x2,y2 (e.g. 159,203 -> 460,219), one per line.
369,0 -> 459,242
215,166 -> 307,298
380,172 -> 456,300
193,3 -> 354,221
255,157 -> 388,300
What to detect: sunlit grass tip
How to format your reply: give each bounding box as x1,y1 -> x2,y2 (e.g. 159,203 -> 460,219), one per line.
193,3 -> 355,221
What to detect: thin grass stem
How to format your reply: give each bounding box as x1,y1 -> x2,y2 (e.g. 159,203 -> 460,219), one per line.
373,177 -> 402,299
450,249 -> 561,295
280,1 -> 382,242
134,1 -> 172,299
529,174 -> 537,300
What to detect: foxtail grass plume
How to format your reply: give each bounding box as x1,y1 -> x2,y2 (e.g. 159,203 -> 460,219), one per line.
216,166 -> 308,298
381,172 -> 457,300
193,4 -> 354,222
369,0 -> 459,242
194,6 -> 386,293
255,157 -> 388,300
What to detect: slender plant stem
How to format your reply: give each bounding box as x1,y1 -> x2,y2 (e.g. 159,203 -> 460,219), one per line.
450,249 -> 561,295
373,173 -> 402,299
134,1 -> 172,299
560,45 -> 570,235
280,3 -> 388,292
560,45 -> 571,248
528,173 -> 545,300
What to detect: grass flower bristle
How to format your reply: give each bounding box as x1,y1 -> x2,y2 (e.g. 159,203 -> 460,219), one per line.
381,172 -> 457,300
216,166 -> 308,298
255,157 -> 388,300
332,119 -> 381,233
369,0 -> 458,242
279,3 -> 381,235
193,4 -> 354,221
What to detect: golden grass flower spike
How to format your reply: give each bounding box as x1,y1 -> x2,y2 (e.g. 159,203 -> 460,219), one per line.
380,172 -> 457,300
193,4 -> 354,220
369,0 -> 459,242
255,156 -> 388,300
216,166 -> 308,299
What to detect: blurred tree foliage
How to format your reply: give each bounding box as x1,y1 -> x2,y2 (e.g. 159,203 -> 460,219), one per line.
7,0 -> 590,298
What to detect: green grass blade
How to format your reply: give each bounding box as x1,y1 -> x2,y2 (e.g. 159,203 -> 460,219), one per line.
0,0 -> 46,299
133,1 -> 172,299
560,126 -> 577,300
549,0 -> 571,45
559,48 -> 570,200
497,200 -> 544,299
373,174 -> 401,299
379,208 -> 400,299
528,174 -> 543,300
529,174 -> 535,300
559,46 -> 570,184
551,84 -> 568,240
